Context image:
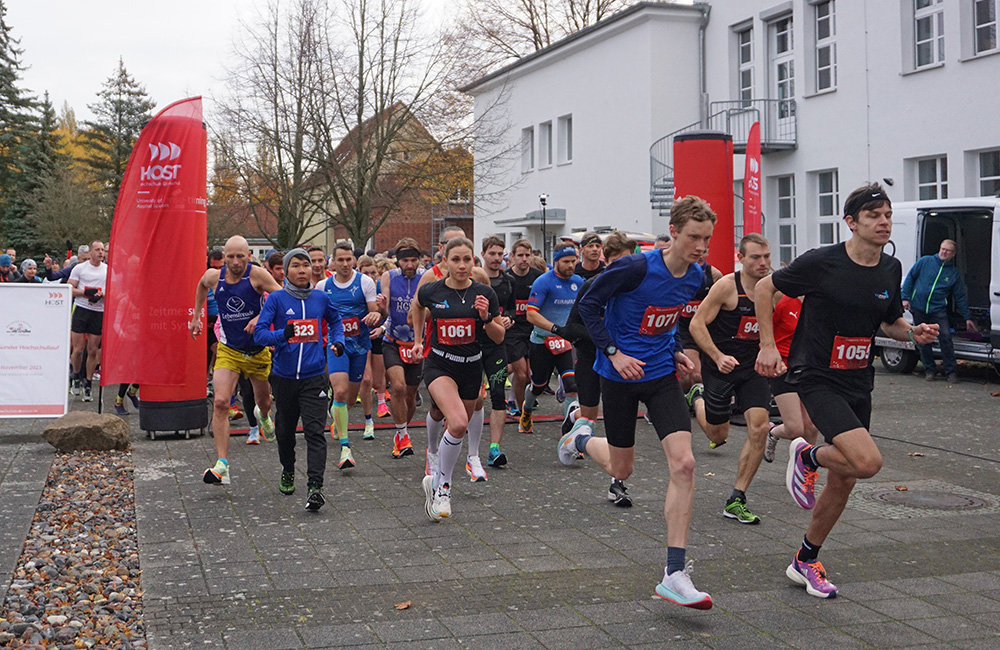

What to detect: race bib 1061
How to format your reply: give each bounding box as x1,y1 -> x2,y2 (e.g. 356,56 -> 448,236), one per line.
436,318 -> 475,346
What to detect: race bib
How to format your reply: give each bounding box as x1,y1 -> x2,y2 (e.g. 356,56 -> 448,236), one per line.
342,316 -> 360,337
515,299 -> 528,316
545,336 -> 572,354
436,318 -> 475,345
735,316 -> 760,341
398,342 -> 419,364
681,300 -> 701,319
638,305 -> 682,336
288,318 -> 320,344
829,336 -> 872,370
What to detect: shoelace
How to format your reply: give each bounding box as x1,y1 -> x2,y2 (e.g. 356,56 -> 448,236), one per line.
802,470 -> 819,491
804,561 -> 829,584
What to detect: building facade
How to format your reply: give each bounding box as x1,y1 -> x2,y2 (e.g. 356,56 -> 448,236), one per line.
465,0 -> 1000,265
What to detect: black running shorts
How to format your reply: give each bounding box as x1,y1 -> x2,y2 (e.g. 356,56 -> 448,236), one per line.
574,344 -> 601,409
482,343 -> 508,411
423,352 -> 483,401
701,362 -> 771,426
382,340 -> 422,386
529,342 -> 577,395
601,373 -> 690,448
797,381 -> 871,443
370,336 -> 383,355
506,331 -> 530,363
769,370 -> 797,397
71,307 -> 103,336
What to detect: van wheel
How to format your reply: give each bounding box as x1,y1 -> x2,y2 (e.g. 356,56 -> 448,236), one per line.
879,346 -> 918,374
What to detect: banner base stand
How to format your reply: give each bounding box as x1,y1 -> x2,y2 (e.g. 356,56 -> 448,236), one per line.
139,398 -> 209,440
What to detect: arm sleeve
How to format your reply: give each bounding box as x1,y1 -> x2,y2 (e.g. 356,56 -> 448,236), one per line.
361,274 -> 377,302
771,248 -> 821,298
578,254 -> 647,351
326,295 -> 346,346
562,279 -> 595,344
254,294 -> 284,346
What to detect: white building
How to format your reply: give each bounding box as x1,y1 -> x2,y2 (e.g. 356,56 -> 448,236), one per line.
464,0 -> 1000,264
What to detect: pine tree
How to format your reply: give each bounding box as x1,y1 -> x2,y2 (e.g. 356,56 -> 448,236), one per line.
79,57 -> 155,211
0,0 -> 37,246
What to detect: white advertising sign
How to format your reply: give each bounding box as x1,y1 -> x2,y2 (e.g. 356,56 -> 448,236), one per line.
0,285 -> 73,418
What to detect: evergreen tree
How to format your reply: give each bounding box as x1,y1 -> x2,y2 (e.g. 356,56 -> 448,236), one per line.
0,0 -> 36,246
79,57 -> 155,211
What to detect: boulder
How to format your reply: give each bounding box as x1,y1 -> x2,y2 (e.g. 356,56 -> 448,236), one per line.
42,412 -> 129,451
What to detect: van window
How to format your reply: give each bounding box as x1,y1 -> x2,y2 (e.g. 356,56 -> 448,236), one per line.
918,209 -> 992,309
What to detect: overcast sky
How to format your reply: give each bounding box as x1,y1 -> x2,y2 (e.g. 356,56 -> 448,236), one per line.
6,0 -> 448,124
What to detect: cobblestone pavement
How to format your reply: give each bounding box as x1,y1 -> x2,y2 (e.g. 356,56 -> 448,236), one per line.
3,368 -> 1000,649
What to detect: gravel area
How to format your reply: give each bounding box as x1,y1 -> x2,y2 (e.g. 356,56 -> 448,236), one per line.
0,451 -> 146,649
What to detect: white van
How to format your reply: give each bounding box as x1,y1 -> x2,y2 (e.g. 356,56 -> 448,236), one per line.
874,197 -> 999,373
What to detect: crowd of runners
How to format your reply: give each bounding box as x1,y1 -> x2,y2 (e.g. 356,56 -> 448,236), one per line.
50,181 -> 939,611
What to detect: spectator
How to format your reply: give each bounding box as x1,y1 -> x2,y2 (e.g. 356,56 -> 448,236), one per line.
266,251 -> 285,283
4,247 -> 15,265
0,253 -> 19,282
16,259 -> 42,283
901,238 -> 977,382
45,245 -> 90,283
654,233 -> 671,250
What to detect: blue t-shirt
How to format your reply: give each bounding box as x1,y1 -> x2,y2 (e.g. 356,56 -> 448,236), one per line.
579,250 -> 703,382
526,270 -> 584,344
319,270 -> 373,356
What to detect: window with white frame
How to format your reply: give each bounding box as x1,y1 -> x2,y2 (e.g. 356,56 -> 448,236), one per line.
777,175 -> 796,265
771,16 -> 795,119
737,28 -> 753,104
975,0 -> 998,53
917,156 -> 948,199
980,150 -> 1000,195
521,127 -> 534,173
817,170 -> 840,245
815,1 -> 837,91
539,121 -> 553,167
915,0 -> 945,67
557,114 -> 573,164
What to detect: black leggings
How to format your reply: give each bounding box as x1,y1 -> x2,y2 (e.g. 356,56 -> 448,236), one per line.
601,373 -> 690,448
239,375 -> 258,426
529,343 -> 577,396
482,343 -> 508,411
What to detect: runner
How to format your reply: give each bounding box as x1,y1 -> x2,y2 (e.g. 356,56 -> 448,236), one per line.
68,241 -> 108,401
411,237 -> 504,520
316,243 -> 383,469
205,250 -> 224,394
521,242 -> 583,434
308,247 -> 328,287
265,251 -> 285,284
574,231 -> 605,280
676,253 -> 723,398
688,234 -> 774,525
755,183 -> 939,598
189,236 -> 282,486
356,255 -> 384,429
380,238 -> 424,460
254,248 -> 346,510
505,239 -> 543,418
561,231 -> 637,506
566,195 -> 716,609
480,235 -> 516,469
369,257 -> 394,419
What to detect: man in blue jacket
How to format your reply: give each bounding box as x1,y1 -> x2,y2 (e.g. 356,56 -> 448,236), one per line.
901,239 -> 977,382
255,248 -> 346,511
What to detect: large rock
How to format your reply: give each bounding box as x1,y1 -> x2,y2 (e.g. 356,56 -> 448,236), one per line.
42,412 -> 130,451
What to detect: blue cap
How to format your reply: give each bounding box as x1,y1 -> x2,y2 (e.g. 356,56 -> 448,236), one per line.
0,254 -> 11,266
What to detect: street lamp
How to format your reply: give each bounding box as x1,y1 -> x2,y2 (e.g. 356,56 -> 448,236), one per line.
539,193 -> 549,260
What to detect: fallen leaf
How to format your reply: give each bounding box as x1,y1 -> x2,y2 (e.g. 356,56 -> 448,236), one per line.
703,472 -> 715,477
395,601 -> 411,610
894,485 -> 908,491
992,389 -> 1000,397
908,452 -> 924,457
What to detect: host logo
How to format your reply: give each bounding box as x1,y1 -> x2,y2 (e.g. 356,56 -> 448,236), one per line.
141,141 -> 182,181
149,142 -> 181,162
748,157 -> 759,174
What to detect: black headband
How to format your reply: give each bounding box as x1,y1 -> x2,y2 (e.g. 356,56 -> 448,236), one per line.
580,234 -> 601,248
844,191 -> 891,219
396,247 -> 420,260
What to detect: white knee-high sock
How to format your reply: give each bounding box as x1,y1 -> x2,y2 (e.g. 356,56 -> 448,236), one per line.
427,414 -> 444,454
467,408 -> 485,459
437,431 -> 462,489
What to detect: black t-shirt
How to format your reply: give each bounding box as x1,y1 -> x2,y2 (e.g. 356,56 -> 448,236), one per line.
507,267 -> 544,337
483,271 -> 515,351
575,260 -> 605,281
417,279 -> 500,358
771,243 -> 904,393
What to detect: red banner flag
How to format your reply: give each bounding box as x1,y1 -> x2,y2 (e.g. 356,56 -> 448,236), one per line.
743,122 -> 762,234
101,97 -> 207,387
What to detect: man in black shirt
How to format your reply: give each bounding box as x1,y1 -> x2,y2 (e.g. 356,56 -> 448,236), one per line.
505,239 -> 543,416
574,232 -> 605,280
756,183 -> 939,599
481,235 -> 515,468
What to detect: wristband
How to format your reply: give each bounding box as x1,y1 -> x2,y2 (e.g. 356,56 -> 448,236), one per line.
907,328 -> 915,343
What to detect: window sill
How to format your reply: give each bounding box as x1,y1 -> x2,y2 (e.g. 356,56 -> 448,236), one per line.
901,61 -> 945,76
557,160 -> 573,167
803,87 -> 837,99
538,164 -> 553,171
960,48 -> 1000,62
522,169 -> 535,174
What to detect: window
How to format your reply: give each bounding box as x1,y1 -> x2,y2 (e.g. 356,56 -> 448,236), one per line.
771,16 -> 795,119
521,127 -> 534,173
915,0 -> 945,67
975,0 -> 998,53
738,28 -> 753,104
980,150 -> 1000,195
776,175 -> 796,265
557,114 -> 573,164
539,121 -> 553,167
815,1 -> 837,91
917,156 -> 949,199
817,170 -> 840,245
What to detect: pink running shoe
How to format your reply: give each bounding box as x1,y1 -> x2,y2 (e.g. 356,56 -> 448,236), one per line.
786,556 -> 838,598
786,438 -> 818,509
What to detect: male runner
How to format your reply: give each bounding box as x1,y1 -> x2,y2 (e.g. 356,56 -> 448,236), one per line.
521,242 -> 583,433
68,241 -> 108,401
505,239 -> 543,417
481,236 -> 515,468
190,235 -> 282,486
565,195 -> 716,609
308,247 -> 329,286
689,234 -> 774,525
755,183 -> 938,598
381,238 -> 425,459
316,242 -> 384,469
676,253 -> 722,397
574,231 -> 605,280
266,251 -> 285,284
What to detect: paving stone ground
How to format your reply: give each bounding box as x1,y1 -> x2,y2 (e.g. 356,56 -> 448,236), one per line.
3,367 -> 1000,649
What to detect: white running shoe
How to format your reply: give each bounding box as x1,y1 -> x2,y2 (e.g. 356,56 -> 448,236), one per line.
246,426 -> 261,445
557,419 -> 592,466
338,447 -> 355,470
432,484 -> 452,519
654,561 -> 713,609
465,456 -> 487,482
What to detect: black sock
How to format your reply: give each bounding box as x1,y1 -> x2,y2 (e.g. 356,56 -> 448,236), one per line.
800,446 -> 820,471
727,489 -> 746,504
666,546 -> 686,575
797,535 -> 821,563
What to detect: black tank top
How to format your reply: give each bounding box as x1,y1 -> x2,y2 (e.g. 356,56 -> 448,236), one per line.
706,272 -> 760,364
